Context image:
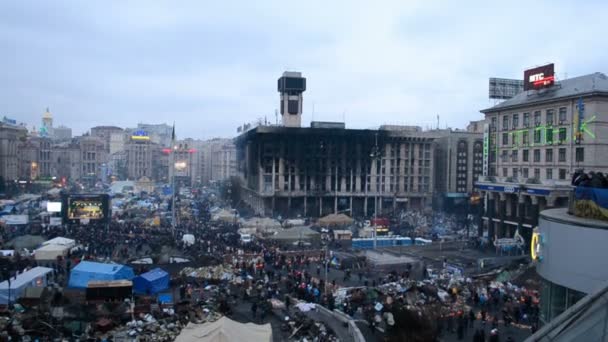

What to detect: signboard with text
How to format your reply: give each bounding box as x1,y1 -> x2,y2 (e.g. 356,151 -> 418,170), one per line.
524,63 -> 555,91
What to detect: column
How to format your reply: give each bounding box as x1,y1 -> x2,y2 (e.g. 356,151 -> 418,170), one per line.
517,194 -> 527,248
364,197 -> 368,217
531,196 -> 540,227
487,193 -> 496,241
304,196 -> 307,217
319,197 -> 323,217
477,192 -> 484,237
334,196 -> 338,213
498,193 -> 507,238
350,196 -> 353,216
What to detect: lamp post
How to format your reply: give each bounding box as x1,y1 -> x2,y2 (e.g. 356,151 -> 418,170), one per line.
370,133 -> 380,249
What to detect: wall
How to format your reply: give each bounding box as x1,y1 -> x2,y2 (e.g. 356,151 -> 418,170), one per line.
537,208 -> 608,294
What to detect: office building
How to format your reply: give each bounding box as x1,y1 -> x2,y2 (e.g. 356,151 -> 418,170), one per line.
0,121 -> 28,183
135,123 -> 173,147
53,125 -> 72,141
211,140 -> 237,182
125,133 -> 156,180
476,71 -> 608,244
90,126 -> 124,152
18,137 -> 52,180
77,136 -> 107,184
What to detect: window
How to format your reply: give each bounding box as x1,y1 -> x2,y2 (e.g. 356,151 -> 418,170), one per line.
523,149 -> 529,162
502,116 -> 509,131
558,128 -> 567,142
523,112 -> 530,127
534,111 -> 541,125
558,148 -> 566,162
546,128 -> 553,144
502,133 -> 508,145
546,168 -> 553,180
575,147 -> 584,162
546,109 -> 554,125
534,168 -> 540,180
523,131 -> 529,144
512,114 -> 519,128
534,149 -> 541,162
512,150 -> 518,162
523,168 -> 529,178
503,168 -> 508,177
546,148 -> 553,162
559,107 -> 567,123
512,133 -> 518,146
559,169 -> 567,180
513,168 -> 518,178
501,150 -> 508,162
534,129 -> 541,143
490,117 -> 497,130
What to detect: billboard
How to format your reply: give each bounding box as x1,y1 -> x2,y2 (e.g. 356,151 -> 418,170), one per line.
524,63 -> 555,91
62,194 -> 110,223
0,215 -> 28,225
489,78 -> 524,99
483,123 -> 489,176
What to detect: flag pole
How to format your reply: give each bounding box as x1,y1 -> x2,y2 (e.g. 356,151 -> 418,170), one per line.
171,122 -> 176,235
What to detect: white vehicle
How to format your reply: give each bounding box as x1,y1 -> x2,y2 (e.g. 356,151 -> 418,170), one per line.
240,233 -> 253,244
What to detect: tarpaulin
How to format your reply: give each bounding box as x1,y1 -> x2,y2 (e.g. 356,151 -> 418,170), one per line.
574,186 -> 608,220
133,268 -> 170,294
68,261 -> 134,289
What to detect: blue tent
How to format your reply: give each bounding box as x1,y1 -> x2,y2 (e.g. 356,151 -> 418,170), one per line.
68,261 -> 135,289
133,268 -> 170,294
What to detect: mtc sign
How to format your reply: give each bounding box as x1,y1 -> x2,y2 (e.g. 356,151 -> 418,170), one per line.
524,63 -> 555,91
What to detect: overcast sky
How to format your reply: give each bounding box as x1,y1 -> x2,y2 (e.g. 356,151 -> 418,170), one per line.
1,1 -> 606,140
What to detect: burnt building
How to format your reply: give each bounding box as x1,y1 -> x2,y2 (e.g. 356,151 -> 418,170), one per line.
235,124 -> 437,218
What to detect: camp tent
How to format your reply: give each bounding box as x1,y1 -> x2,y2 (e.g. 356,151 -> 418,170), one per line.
42,237 -> 76,248
68,261 -> 135,289
0,267 -> 52,304
269,226 -> 320,243
318,213 -> 354,226
175,317 -> 272,342
34,244 -> 70,261
133,268 -> 170,295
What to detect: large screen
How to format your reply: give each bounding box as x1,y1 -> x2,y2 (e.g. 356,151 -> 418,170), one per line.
47,201 -> 62,213
62,194 -> 110,223
524,63 -> 555,91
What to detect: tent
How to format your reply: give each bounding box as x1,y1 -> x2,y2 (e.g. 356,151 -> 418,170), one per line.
175,317 -> 272,342
68,261 -> 135,289
34,244 -> 70,261
0,267 -> 52,304
318,213 -> 354,226
133,268 -> 170,295
42,237 -> 76,248
270,226 -> 320,242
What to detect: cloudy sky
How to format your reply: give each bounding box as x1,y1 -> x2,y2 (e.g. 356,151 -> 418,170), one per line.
1,1 -> 606,140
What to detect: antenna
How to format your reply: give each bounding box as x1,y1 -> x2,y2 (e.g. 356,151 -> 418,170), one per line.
275,109 -> 278,125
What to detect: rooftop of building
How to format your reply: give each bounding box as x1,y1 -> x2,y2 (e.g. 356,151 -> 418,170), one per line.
482,72 -> 608,113
90,125 -> 124,131
540,207 -> 608,230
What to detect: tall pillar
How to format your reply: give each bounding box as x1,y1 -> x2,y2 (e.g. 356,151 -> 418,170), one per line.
350,196 -> 353,216
334,196 -> 338,213
517,194 -> 528,249
319,197 -> 323,217
498,193 -> 507,238
364,196 -> 368,217
531,196 -> 540,227
304,196 -> 307,217
487,194 -> 496,241
477,194 -> 484,237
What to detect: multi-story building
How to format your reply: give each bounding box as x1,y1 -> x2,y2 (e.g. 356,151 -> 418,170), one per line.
0,121 -> 27,183
125,133 -> 156,180
211,140 -> 237,182
78,136 -> 107,184
53,125 -> 72,141
135,123 -> 173,147
475,71 -> 608,244
199,138 -> 234,184
18,137 -> 52,180
50,141 -> 79,181
90,126 -> 124,152
434,130 -> 484,211
235,124 -> 437,217
168,141 -> 197,187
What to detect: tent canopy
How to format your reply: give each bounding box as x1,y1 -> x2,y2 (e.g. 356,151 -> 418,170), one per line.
0,267 -> 52,304
42,237 -> 76,248
175,317 -> 272,342
68,261 -> 134,289
318,213 -> 354,226
34,243 -> 70,261
270,226 -> 320,241
133,268 -> 170,294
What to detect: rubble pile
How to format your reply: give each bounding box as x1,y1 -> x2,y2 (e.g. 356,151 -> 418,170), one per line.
180,265 -> 235,280
283,312 -> 340,342
104,309 -> 223,341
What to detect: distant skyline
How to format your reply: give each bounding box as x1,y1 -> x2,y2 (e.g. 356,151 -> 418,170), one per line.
1,1 -> 607,139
